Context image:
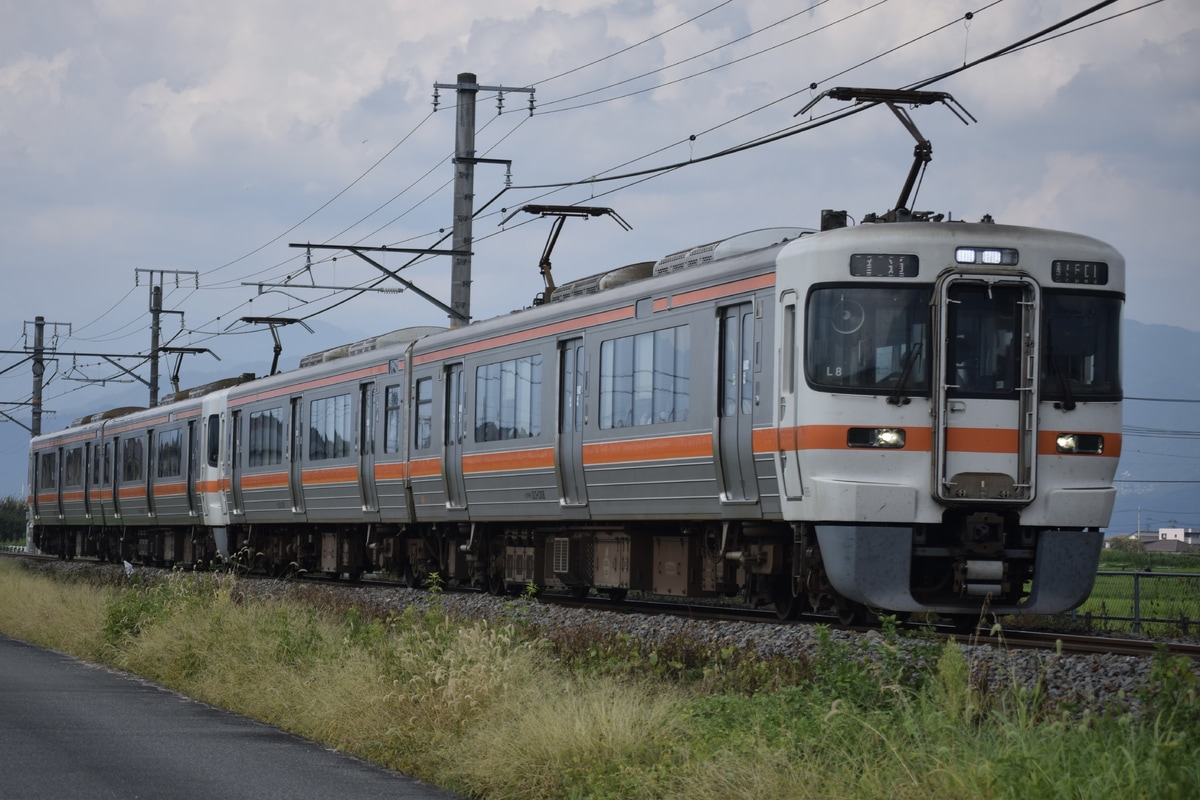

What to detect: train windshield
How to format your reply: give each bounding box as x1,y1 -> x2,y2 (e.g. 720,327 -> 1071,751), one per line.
806,286 -> 931,392
1041,291 -> 1122,401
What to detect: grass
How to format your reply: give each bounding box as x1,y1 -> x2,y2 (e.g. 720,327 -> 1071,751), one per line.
2,559 -> 1199,799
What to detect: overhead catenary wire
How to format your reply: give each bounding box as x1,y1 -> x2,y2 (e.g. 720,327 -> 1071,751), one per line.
12,1 -> 1167,408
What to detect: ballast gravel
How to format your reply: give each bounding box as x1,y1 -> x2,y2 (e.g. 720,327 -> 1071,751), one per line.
22,558 -> 1198,718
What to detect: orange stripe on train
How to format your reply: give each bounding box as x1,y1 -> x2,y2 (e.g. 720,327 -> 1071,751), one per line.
463,447 -> 555,474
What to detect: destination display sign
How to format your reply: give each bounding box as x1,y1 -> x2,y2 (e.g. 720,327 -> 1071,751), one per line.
848,253 -> 919,278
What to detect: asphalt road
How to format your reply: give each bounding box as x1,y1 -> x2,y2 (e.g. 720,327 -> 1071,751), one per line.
0,634 -> 464,799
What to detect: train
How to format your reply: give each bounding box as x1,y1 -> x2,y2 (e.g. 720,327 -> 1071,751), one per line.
28,211 -> 1124,624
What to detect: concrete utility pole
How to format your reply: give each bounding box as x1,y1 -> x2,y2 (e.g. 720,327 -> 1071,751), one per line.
31,317 -> 44,437
433,73 -> 534,327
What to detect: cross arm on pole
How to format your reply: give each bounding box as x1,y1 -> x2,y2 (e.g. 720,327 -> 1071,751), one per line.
286,243 -> 469,323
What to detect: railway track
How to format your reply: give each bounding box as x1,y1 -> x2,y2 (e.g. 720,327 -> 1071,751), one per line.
6,549 -> 1198,662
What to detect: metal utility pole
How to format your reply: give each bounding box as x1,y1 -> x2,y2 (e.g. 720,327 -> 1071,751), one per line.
433,73 -> 534,327
136,269 -> 198,407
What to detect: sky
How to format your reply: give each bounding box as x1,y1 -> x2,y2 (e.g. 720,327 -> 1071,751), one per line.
1,0 -> 1198,499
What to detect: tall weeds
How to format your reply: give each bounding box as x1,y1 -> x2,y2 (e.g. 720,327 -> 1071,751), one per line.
2,560 -> 1198,799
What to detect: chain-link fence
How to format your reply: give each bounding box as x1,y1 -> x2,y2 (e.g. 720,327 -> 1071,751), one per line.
1069,570 -> 1200,636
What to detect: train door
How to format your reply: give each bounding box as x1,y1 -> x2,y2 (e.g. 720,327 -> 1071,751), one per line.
557,337 -> 588,506
229,411 -> 244,515
443,363 -> 468,509
359,382 -> 379,512
83,441 -> 93,518
716,303 -> 759,503
288,397 -> 305,514
111,436 -> 122,518
93,437 -> 111,523
145,429 -> 156,518
933,276 -> 1039,503
186,419 -> 199,516
199,394 -> 231,556
776,294 -> 803,501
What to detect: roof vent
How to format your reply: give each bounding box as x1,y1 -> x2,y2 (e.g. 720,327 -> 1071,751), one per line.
652,227 -> 814,276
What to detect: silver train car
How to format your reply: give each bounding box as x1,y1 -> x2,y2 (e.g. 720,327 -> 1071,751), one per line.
29,215 -> 1124,623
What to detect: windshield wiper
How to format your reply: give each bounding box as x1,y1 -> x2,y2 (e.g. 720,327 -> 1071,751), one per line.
887,342 -> 922,406
1046,344 -> 1076,411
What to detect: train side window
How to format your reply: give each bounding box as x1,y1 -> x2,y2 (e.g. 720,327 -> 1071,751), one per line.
156,430 -> 183,478
599,324 -> 689,428
64,447 -> 84,488
38,451 -> 58,490
122,437 -> 144,483
414,378 -> 433,450
309,394 -> 352,461
248,407 -> 284,467
206,414 -> 221,467
475,354 -> 543,442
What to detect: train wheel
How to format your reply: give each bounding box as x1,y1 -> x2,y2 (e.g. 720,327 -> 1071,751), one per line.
487,571 -> 506,596
836,601 -> 866,626
606,588 -> 628,602
570,586 -> 590,600
773,576 -> 809,620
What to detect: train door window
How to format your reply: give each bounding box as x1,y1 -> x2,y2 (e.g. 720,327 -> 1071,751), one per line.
93,444 -> 103,488
782,303 -> 796,394
560,342 -> 584,433
720,311 -> 753,417
445,366 -> 466,445
360,384 -> 376,455
414,378 -> 433,450
946,285 -> 1020,396
384,385 -> 403,453
206,414 -> 221,467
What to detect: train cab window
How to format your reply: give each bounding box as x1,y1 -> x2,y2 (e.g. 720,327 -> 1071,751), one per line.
807,287 -> 930,393
1041,292 -> 1122,400
414,378 -> 433,450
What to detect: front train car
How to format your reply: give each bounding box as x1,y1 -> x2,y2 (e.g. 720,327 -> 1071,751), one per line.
775,219 -> 1123,620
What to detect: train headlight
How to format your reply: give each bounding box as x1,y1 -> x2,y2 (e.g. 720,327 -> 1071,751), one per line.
848,427 -> 906,448
955,246 -> 1018,266
1055,433 -> 1104,455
